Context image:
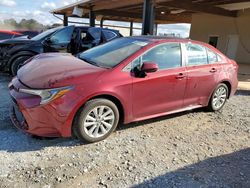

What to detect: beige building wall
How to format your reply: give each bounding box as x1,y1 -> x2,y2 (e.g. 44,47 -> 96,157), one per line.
190,9 -> 250,64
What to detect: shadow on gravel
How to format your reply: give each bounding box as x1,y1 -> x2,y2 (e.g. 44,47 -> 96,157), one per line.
235,90 -> 250,96
134,148 -> 250,188
118,110 -> 197,131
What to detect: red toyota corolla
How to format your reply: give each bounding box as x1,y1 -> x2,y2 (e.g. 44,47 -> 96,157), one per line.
9,36 -> 238,142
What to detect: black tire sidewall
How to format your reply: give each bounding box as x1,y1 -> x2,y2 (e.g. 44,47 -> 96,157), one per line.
209,83 -> 228,111
11,56 -> 31,76
74,99 -> 119,143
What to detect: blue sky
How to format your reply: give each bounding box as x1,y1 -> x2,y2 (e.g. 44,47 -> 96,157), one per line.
0,0 -> 190,37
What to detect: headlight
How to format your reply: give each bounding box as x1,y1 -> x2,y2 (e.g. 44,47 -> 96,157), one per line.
19,86 -> 73,105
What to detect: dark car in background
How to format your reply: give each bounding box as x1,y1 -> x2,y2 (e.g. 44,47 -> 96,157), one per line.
0,25 -> 122,75
0,30 -> 22,40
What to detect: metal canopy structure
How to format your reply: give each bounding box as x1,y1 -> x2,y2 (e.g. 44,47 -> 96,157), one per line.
51,0 -> 250,35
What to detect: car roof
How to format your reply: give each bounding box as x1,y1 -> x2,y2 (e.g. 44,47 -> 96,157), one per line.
129,35 -> 212,46
130,35 -> 190,42
0,30 -> 22,35
75,26 -> 119,32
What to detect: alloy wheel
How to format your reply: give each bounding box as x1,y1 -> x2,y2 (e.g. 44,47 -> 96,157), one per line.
212,86 -> 227,110
83,105 -> 115,138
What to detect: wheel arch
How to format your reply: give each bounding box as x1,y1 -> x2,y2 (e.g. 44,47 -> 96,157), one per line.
71,93 -> 126,135
221,80 -> 232,99
7,50 -> 37,70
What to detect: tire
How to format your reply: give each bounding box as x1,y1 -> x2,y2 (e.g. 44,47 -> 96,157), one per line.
207,83 -> 228,111
11,56 -> 32,76
73,99 -> 119,143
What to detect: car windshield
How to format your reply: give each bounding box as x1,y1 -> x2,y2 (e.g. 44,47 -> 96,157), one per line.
79,38 -> 149,68
31,27 -> 63,41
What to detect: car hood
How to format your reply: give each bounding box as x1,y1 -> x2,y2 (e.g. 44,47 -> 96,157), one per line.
0,37 -> 33,45
17,53 -> 106,89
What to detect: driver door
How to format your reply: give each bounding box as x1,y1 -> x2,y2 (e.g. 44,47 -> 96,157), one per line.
132,43 -> 187,120
44,26 -> 74,53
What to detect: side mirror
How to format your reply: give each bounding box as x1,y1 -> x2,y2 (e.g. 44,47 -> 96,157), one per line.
44,37 -> 52,44
141,62 -> 158,73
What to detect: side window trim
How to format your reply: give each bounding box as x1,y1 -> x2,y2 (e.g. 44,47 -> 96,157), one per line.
181,43 -> 188,67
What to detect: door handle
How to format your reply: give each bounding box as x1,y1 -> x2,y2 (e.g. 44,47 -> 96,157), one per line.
176,73 -> 186,79
210,68 -> 217,73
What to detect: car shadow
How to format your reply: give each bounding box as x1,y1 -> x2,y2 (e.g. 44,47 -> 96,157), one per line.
235,89 -> 250,96
117,108 -> 205,132
133,148 -> 250,188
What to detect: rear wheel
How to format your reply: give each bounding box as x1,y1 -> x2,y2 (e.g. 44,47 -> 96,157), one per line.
73,99 -> 119,143
11,56 -> 32,76
208,83 -> 228,111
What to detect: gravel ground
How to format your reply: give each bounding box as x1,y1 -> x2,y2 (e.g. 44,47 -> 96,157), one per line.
0,73 -> 249,188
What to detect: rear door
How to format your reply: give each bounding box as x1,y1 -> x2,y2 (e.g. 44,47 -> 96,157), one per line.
132,42 -> 187,120
183,42 -> 218,107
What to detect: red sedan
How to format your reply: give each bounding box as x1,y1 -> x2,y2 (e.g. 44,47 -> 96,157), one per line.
9,37 -> 238,142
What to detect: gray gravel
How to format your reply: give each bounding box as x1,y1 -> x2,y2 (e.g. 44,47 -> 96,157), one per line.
0,73 -> 249,188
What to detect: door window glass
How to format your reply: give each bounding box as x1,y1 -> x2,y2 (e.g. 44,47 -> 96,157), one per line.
133,43 -> 182,70
88,28 -> 101,39
207,48 -> 218,64
50,27 -> 74,44
186,43 -> 208,66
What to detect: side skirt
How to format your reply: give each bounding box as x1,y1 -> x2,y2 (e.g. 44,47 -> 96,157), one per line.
132,105 -> 204,123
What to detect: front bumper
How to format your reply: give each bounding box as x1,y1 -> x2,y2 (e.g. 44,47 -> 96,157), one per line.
9,103 -> 63,137
8,77 -> 80,138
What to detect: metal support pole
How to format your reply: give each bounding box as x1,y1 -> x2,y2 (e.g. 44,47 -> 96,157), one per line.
154,23 -> 158,35
142,0 -> 155,35
100,17 -> 104,28
63,14 -> 68,26
130,21 -> 133,36
89,9 -> 96,27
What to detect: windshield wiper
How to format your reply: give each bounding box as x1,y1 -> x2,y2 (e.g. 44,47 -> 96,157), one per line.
80,57 -> 97,66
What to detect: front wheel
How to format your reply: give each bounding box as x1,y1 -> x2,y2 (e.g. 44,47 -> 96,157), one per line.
208,83 -> 228,111
11,56 -> 32,76
73,99 -> 119,143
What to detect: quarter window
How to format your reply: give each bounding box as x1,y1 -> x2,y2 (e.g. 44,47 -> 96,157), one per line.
186,43 -> 208,66
207,48 -> 218,64
133,43 -> 182,70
